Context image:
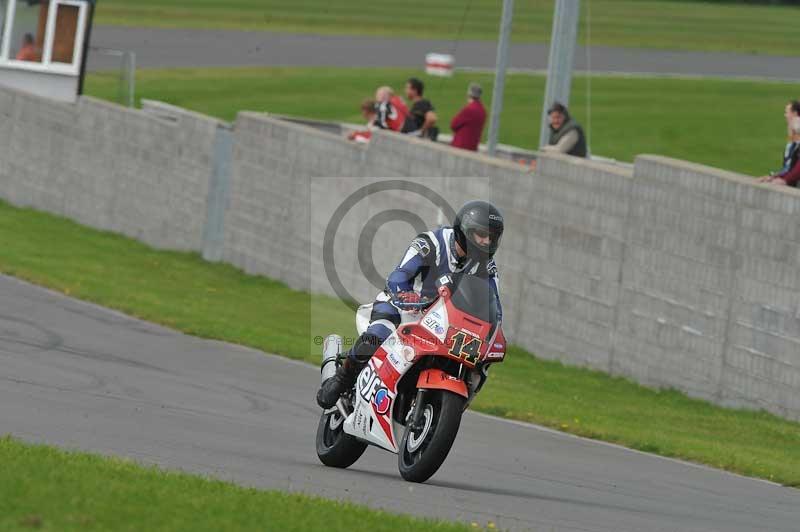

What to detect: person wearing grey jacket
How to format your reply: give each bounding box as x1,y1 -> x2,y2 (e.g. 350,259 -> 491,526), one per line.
541,102 -> 587,158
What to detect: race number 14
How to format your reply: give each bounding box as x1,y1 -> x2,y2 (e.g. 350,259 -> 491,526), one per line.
448,330 -> 481,364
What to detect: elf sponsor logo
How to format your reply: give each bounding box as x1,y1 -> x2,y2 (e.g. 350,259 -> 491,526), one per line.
358,366 -> 380,401
422,314 -> 445,337
373,388 -> 390,415
358,365 -> 392,416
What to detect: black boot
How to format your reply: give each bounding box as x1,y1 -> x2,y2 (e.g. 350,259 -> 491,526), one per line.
316,358 -> 362,409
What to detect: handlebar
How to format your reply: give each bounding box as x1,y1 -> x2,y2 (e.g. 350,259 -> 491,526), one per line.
392,297 -> 436,311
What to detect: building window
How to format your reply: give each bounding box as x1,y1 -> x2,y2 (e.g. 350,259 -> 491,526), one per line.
0,0 -> 88,73
51,3 -> 78,64
9,0 -> 46,63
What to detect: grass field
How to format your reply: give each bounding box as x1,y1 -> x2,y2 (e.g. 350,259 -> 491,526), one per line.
93,0 -> 800,56
0,436 -> 477,531
86,66 -> 793,177
1,199 -> 799,487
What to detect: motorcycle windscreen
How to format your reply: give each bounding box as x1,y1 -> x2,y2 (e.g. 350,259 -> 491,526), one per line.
448,273 -> 499,326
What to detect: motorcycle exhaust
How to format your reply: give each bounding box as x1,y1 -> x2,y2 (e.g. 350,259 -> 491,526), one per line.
320,334 -> 342,383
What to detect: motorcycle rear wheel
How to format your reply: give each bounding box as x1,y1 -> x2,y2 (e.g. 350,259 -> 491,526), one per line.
316,409 -> 367,468
398,390 -> 465,483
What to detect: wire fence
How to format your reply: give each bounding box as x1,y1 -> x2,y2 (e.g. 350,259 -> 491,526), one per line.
89,47 -> 136,108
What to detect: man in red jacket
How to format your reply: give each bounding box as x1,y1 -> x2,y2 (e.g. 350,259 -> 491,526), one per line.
450,83 -> 486,152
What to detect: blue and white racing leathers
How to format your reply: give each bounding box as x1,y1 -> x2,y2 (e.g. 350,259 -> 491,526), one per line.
348,226 -> 502,362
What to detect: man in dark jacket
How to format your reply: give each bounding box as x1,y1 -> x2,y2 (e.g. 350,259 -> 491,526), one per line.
401,78 -> 438,141
542,102 -> 587,158
450,83 -> 486,152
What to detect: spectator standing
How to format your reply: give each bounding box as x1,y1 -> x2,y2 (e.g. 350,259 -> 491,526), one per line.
450,82 -> 486,152
776,128 -> 800,177
541,102 -> 587,158
760,117 -> 800,187
375,86 -> 408,132
785,100 -> 800,138
16,33 -> 37,61
401,77 -> 438,140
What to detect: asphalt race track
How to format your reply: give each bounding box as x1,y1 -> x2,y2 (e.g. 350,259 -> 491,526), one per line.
1,274 -> 798,531
88,26 -> 800,81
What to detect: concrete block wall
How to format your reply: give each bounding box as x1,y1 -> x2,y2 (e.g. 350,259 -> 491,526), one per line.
725,184 -> 800,418
629,156 -> 800,416
216,115 -> 800,419
1,86 -> 798,420
519,155 -> 633,370
222,112 -> 367,292
0,87 -> 220,251
614,156 -> 739,400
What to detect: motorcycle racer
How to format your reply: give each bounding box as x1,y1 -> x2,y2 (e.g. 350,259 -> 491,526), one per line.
317,200 -> 504,409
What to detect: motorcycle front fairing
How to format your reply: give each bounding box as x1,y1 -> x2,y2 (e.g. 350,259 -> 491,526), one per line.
342,296 -> 452,452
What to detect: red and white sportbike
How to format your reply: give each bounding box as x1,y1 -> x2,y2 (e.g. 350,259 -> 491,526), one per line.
315,273 -> 506,483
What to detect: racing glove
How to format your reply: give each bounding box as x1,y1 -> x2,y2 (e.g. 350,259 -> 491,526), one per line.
392,291 -> 423,310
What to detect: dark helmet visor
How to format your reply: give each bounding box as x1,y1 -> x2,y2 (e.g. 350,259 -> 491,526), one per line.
462,218 -> 502,255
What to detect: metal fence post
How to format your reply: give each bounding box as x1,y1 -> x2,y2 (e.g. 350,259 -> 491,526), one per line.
125,50 -> 136,109
538,0 -> 580,148
487,0 -> 514,156
88,47 -> 136,107
202,125 -> 234,262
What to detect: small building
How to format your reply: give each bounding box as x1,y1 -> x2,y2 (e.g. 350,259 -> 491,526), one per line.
0,0 -> 95,102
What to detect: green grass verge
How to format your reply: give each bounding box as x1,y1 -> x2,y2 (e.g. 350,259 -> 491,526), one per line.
1,200 -> 799,486
85,66 -> 792,177
0,436 -> 478,531
93,0 -> 800,56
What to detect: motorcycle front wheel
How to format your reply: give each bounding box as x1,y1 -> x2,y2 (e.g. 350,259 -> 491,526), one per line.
316,409 -> 367,468
398,390 -> 465,483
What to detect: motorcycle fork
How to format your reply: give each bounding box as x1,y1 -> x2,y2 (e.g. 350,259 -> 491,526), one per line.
408,388 -> 427,432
